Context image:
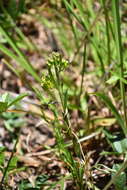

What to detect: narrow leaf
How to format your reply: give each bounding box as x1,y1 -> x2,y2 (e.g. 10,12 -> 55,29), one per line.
95,93 -> 127,134
7,93 -> 28,108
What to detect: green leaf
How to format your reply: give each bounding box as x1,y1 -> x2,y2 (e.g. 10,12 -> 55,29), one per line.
0,152 -> 5,166
95,93 -> 127,135
106,75 -> 119,84
103,128 -> 127,153
8,0 -> 18,19
113,138 -> 127,154
92,117 -> 116,127
7,0 -> 25,19
0,147 -> 6,166
112,164 -> 127,190
0,26 -> 41,83
0,102 -> 8,113
7,93 -> 28,108
18,0 -> 26,13
19,175 -> 49,190
106,74 -> 127,85
103,128 -> 116,139
8,156 -> 18,172
100,151 -> 119,156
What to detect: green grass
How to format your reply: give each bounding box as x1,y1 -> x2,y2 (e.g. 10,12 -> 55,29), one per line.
1,0 -> 127,189
112,0 -> 127,135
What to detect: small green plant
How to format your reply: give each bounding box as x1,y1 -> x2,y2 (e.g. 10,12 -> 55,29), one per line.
0,93 -> 26,133
0,143 -> 20,190
94,1 -> 127,189
0,93 -> 28,114
41,52 -> 86,190
0,93 -> 27,189
18,175 -> 49,190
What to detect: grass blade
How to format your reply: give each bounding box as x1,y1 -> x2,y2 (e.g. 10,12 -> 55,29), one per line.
7,93 -> 28,108
112,0 -> 127,135
95,93 -> 127,135
0,26 -> 41,83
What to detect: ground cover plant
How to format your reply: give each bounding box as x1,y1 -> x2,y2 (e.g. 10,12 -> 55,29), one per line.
1,0 -> 127,189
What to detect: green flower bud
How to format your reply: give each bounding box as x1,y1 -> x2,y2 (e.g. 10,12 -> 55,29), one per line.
47,52 -> 69,72
41,75 -> 54,90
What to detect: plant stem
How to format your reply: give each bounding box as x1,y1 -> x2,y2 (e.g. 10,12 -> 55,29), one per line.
54,65 -> 71,131
102,0 -> 111,66
112,0 -> 127,135
0,138 -> 18,190
79,42 -> 87,99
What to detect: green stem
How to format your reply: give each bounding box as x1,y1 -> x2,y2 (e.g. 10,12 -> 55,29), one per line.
0,138 -> 18,190
112,0 -> 127,135
102,0 -> 111,66
79,42 -> 87,98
